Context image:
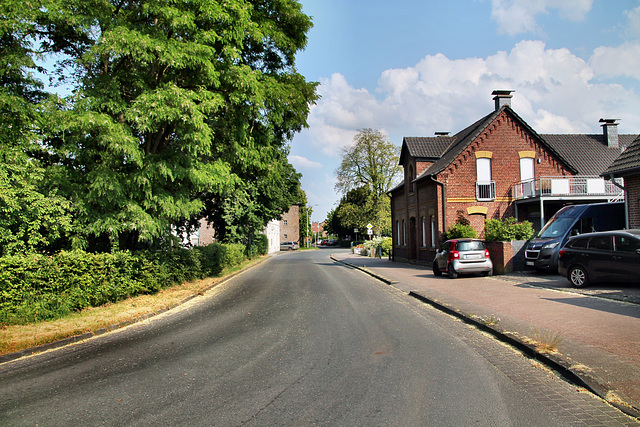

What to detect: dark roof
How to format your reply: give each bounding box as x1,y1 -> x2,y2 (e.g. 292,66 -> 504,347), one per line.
418,110 -> 499,178
602,135 -> 640,177
401,136 -> 452,161
541,134 -> 635,176
403,105 -> 638,182
412,106 -> 576,180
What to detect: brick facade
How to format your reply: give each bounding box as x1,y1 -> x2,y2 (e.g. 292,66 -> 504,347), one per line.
390,89 -> 625,265
626,174 -> 640,228
391,108 -> 576,265
280,205 -> 300,244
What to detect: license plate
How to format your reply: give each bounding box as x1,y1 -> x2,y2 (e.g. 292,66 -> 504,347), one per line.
465,254 -> 481,259
526,261 -> 534,266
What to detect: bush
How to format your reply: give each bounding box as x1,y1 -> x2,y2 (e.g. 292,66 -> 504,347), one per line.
362,236 -> 393,256
246,233 -> 268,258
443,223 -> 477,240
0,242 -> 251,325
484,218 -> 535,242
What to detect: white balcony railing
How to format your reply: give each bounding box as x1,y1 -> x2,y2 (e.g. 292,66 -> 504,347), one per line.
476,181 -> 496,201
512,176 -> 624,200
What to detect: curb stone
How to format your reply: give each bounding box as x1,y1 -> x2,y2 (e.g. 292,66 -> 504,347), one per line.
331,255 -> 640,420
0,257 -> 269,365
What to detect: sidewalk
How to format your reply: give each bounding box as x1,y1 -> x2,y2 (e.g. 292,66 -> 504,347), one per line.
331,250 -> 640,418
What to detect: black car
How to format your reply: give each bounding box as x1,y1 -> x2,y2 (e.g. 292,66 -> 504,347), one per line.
557,229 -> 640,288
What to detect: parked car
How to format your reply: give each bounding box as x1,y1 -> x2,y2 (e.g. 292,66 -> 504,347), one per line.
525,202 -> 625,272
433,239 -> 493,278
280,241 -> 299,251
558,229 -> 640,288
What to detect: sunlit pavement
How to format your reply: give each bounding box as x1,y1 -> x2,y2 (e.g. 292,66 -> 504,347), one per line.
331,249 -> 640,418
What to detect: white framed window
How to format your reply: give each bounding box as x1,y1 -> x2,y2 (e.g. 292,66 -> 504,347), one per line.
283,219 -> 288,225
520,157 -> 534,181
520,157 -> 535,198
402,219 -> 406,245
421,217 -> 426,247
476,157 -> 495,201
430,215 -> 436,247
396,220 -> 400,245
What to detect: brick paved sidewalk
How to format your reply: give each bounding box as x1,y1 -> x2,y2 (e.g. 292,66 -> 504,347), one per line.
331,249 -> 640,418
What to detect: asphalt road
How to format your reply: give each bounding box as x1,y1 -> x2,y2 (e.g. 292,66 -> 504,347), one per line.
0,250 -> 634,426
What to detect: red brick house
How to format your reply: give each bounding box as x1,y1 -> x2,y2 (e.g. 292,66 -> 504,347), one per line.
280,204 -> 300,244
390,90 -> 634,264
603,135 -> 640,228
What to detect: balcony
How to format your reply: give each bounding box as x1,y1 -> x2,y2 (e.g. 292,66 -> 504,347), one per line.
512,176 -> 624,200
476,181 -> 496,201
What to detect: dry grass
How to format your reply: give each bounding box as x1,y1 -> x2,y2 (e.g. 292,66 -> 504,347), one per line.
0,257 -> 264,356
524,327 -> 564,354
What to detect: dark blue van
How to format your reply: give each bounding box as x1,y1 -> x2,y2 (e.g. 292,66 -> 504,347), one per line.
524,202 -> 625,272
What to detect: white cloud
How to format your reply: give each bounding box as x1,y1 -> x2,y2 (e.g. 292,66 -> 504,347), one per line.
296,40 -> 640,152
288,155 -> 322,170
625,4 -> 640,39
590,42 -> 640,80
491,0 -> 593,36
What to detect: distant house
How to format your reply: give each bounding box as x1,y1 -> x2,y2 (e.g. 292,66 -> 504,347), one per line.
264,219 -> 280,253
390,90 -> 634,264
603,135 -> 640,228
280,205 -> 300,245
195,205 -> 300,252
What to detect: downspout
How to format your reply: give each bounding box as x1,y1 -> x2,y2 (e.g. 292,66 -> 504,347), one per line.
429,176 -> 447,236
607,174 -> 629,229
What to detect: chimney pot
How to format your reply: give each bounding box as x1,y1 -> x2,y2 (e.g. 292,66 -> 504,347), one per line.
599,118 -> 620,149
492,90 -> 514,111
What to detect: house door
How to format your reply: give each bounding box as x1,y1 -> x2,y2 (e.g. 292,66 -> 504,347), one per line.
408,217 -> 417,260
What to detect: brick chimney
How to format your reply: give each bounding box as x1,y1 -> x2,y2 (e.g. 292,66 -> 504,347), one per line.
599,118 -> 619,148
492,90 -> 514,111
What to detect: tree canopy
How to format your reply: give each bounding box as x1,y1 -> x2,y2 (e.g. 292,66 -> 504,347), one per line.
0,0 -> 317,253
333,129 -> 401,236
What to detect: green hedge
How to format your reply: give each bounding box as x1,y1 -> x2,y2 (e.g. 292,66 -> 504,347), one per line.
484,218 -> 535,242
0,242 -> 254,326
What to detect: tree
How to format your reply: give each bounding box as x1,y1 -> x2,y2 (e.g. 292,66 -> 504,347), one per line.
334,129 -> 401,236
329,186 -> 392,239
3,0 -> 318,251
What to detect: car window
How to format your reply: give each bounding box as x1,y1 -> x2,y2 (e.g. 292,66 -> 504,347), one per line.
441,242 -> 450,252
588,236 -> 612,251
456,241 -> 485,251
568,237 -> 589,249
580,217 -> 594,234
615,235 -> 640,253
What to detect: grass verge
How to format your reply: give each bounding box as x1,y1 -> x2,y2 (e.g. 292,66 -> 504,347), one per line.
0,256 -> 265,356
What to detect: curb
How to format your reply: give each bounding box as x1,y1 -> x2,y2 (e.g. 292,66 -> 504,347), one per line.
0,256 -> 269,365
331,255 -> 640,420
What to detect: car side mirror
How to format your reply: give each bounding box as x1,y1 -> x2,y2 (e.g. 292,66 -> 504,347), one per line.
637,249 -> 640,256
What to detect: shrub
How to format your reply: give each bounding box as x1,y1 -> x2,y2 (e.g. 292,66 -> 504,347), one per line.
443,223 -> 477,240
246,233 -> 268,258
0,242 -> 251,326
484,218 -> 535,242
362,236 -> 393,256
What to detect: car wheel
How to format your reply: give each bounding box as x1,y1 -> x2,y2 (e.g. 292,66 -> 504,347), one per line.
483,269 -> 493,277
433,262 -> 442,276
568,265 -> 589,288
448,264 -> 458,279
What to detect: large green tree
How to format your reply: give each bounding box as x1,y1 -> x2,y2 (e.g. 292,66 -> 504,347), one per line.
2,0 -> 317,251
334,129 -> 401,236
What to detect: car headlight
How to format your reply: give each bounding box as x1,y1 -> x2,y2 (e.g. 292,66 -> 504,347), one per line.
542,242 -> 560,250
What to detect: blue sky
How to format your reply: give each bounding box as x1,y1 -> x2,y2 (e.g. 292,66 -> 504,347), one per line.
289,0 -> 640,223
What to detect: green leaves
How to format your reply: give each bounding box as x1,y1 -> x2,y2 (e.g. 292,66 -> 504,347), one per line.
2,0 -> 317,251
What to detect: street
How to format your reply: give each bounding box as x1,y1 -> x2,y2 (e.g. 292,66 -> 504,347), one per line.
0,250 -> 635,425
